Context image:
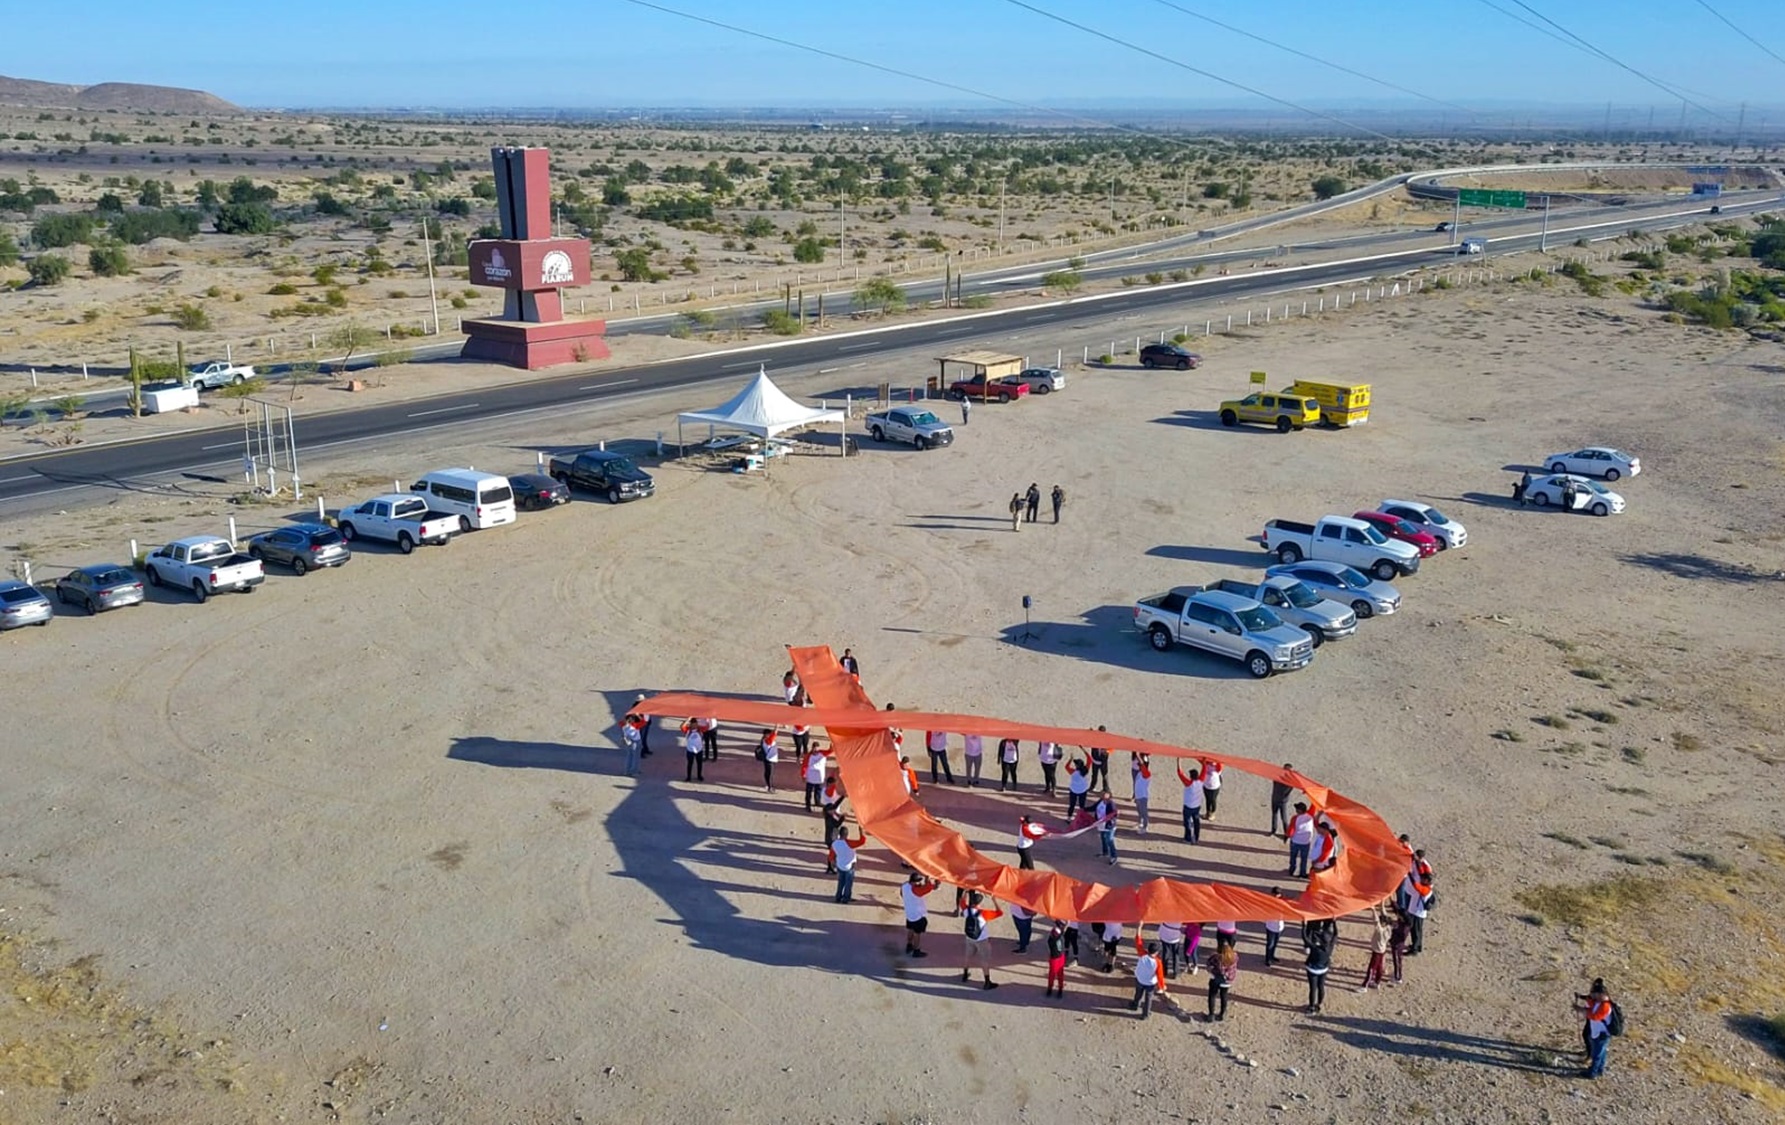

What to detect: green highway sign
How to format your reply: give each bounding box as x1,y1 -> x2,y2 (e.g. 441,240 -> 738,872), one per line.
1456,188 -> 1527,209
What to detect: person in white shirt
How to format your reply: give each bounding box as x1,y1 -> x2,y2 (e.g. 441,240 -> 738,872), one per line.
1098,921 -> 1124,973
831,824 -> 867,903
1065,758 -> 1092,819
1201,759 -> 1223,819
962,733 -> 985,787
801,747 -> 828,811
1132,760 -> 1152,832
1037,741 -> 1062,796
757,729 -> 780,792
997,738 -> 1020,791
1017,816 -> 1049,870
683,719 -> 705,782
1287,802 -> 1317,876
1176,764 -> 1205,843
1128,938 -> 1165,1019
699,716 -> 720,761
1156,921 -> 1186,978
782,669 -> 801,706
900,874 -> 936,957
925,729 -> 957,785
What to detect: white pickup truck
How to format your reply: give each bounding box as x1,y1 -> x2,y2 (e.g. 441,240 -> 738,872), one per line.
143,536 -> 265,602
864,406 -> 954,450
336,494 -> 460,554
1261,515 -> 1421,582
186,361 -> 257,390
1133,586 -> 1315,679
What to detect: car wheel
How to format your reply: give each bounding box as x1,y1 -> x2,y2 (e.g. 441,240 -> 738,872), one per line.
1276,544 -> 1303,564
1591,502 -> 1610,517
870,426 -> 885,441
1034,384 -> 1050,395
340,522 -> 357,540
84,595 -> 98,616
1148,625 -> 1173,652
231,373 -> 246,386
1141,358 -> 1156,369
55,587 -> 68,604
1219,410 -> 1238,427
1352,600 -> 1374,619
1176,359 -> 1189,371
996,393 -> 1009,404
1245,651 -> 1273,679
292,556 -> 308,576
1275,416 -> 1292,433
607,487 -> 622,504
1531,492 -> 1549,507
1372,559 -> 1398,582
1549,462 -> 1567,474
191,580 -> 208,603
914,436 -> 929,451
1303,625 -> 1324,649
459,515 -> 473,534
1604,468 -> 1620,481
947,390 -> 963,401
145,567 -> 162,587
397,533 -> 415,555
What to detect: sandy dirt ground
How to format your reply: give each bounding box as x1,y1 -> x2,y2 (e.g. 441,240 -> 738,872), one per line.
2,269 -> 1784,1124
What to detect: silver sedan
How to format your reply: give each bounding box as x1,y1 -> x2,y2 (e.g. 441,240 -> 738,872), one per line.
1013,367 -> 1067,394
1265,561 -> 1402,620
0,580 -> 54,630
1544,447 -> 1640,481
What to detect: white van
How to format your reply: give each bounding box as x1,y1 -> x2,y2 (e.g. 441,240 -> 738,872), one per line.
409,468 -> 516,531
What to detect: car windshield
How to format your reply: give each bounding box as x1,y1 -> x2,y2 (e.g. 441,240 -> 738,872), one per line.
602,459 -> 638,475
1333,566 -> 1370,588
1423,507 -> 1451,526
95,568 -> 135,584
1359,523 -> 1388,544
1581,481 -> 1609,494
1235,606 -> 1281,632
908,411 -> 940,426
1392,519 -> 1421,536
1282,583 -> 1321,608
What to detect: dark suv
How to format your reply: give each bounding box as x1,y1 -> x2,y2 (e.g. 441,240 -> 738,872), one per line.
1139,343 -> 1202,371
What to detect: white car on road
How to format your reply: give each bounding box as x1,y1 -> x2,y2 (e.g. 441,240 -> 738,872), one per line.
1377,499 -> 1467,550
1527,474 -> 1625,516
1544,447 -> 1640,481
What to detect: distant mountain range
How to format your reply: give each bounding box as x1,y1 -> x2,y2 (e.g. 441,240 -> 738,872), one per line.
0,74 -> 239,114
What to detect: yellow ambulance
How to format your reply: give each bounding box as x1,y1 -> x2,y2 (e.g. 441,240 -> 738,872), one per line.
1286,381 -> 1371,427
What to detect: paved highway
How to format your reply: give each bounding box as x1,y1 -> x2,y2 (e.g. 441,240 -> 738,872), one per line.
2,192 -> 1777,513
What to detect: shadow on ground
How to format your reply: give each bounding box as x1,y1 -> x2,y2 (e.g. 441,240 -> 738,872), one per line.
1622,552 -> 1776,585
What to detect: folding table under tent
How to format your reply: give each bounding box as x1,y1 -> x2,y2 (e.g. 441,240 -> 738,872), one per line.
675,366 -> 849,456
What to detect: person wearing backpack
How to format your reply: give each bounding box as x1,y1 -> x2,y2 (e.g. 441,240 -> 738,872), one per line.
960,893 -> 1004,989
1576,979 -> 1621,1078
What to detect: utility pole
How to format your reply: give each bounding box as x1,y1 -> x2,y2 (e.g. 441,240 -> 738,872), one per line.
998,181 -> 1005,248
1603,101 -> 1612,144
1450,194 -> 1460,245
1735,101 -> 1747,154
421,215 -> 440,335
1539,194 -> 1551,253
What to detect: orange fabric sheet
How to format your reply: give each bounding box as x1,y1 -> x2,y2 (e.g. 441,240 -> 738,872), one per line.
636,645 -> 1405,923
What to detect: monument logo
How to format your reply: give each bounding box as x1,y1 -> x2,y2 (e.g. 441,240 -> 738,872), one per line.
540,249 -> 574,285
484,247 -> 513,282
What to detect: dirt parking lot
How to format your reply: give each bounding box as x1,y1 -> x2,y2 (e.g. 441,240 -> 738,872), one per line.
2,272 -> 1783,1123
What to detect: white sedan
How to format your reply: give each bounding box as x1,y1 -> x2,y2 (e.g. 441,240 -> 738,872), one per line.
1013,367 -> 1067,394
1377,499 -> 1466,549
1544,447 -> 1640,481
1527,474 -> 1624,516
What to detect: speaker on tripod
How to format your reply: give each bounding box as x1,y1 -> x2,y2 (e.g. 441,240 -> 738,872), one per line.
1018,595 -> 1036,643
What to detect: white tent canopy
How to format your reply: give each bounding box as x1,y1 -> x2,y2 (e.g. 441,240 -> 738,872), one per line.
677,366 -> 847,455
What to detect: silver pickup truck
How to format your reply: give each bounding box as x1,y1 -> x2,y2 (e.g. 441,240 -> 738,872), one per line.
1205,577 -> 1356,647
864,407 -> 954,450
1133,586 -> 1315,679
143,536 -> 265,602
336,494 -> 460,554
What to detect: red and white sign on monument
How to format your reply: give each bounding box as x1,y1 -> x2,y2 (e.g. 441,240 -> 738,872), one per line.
461,147 -> 609,370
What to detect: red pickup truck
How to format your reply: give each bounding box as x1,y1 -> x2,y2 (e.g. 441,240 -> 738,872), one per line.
947,375 -> 1030,403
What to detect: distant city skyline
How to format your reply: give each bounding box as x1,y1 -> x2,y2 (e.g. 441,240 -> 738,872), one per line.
19,0 -> 1785,125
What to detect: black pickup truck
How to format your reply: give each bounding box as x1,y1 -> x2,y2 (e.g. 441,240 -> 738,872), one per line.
547,450 -> 656,504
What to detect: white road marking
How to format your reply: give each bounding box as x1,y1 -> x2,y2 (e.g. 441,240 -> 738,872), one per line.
0,474 -> 36,484
579,378 -> 638,391
836,341 -> 880,352
721,360 -> 759,369
408,403 -> 480,418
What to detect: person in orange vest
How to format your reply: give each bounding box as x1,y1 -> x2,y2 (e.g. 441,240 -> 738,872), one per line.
1017,815 -> 1049,869
1577,980 -> 1616,1078
1309,823 -> 1340,875
1396,867 -> 1433,955
899,756 -> 920,798
960,892 -> 1004,989
830,823 -> 867,904
1128,935 -> 1166,1019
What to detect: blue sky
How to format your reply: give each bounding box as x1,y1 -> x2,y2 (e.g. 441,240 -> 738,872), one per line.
12,0 -> 1785,117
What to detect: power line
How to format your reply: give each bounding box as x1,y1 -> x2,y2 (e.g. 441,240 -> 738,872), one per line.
1148,0 -> 1477,117
999,0 -> 1396,140
617,0 -> 1211,152
1472,0 -> 1725,106
1692,0 -> 1785,72
1497,0 -> 1731,121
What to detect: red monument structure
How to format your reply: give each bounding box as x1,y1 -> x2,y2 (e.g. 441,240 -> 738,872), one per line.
462,146 -> 610,369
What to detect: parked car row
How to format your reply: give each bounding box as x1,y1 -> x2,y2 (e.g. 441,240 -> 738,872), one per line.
945,366 -> 1069,403
1519,447 -> 1644,516
3,452 -> 652,633
1129,500 -> 1470,677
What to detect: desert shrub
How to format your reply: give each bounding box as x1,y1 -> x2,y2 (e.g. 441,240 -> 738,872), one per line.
854,276 -> 906,315
1620,249 -> 1664,270
171,303 -> 211,330
0,229 -> 18,266
26,254 -> 70,285
268,281 -> 297,295
793,237 -> 825,263
1040,269 -> 1083,292
88,243 -> 130,276
213,201 -> 277,234
762,309 -> 800,335
32,212 -> 95,247
109,207 -> 200,243
1310,175 -> 1348,200
636,195 -> 713,224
